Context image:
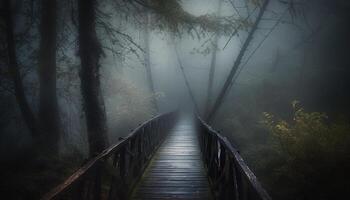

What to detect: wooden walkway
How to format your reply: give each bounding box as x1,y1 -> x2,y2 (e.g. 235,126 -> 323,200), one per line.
131,116 -> 214,200
42,113 -> 271,200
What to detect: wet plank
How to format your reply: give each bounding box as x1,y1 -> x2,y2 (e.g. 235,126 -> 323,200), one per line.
131,116 -> 213,200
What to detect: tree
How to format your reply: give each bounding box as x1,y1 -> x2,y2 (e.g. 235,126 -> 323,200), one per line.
38,0 -> 61,154
205,0 -> 223,116
174,44 -> 199,114
207,0 -> 270,122
143,2 -> 158,112
78,0 -> 108,156
3,0 -> 40,138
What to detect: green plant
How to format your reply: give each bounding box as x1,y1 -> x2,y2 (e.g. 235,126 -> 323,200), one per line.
262,101 -> 350,199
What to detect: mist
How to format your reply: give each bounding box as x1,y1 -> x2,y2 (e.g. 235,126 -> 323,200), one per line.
1,0 -> 349,199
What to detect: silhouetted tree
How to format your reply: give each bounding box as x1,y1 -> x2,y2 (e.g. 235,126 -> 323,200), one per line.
143,3 -> 158,112
3,0 -> 40,138
205,0 -> 223,116
174,44 -> 199,114
207,0 -> 270,121
38,0 -> 61,154
78,0 -> 108,156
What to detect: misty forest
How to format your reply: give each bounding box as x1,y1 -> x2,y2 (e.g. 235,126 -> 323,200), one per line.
1,0 -> 350,199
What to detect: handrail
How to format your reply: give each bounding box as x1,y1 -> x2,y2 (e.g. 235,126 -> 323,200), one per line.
41,112 -> 177,200
196,117 -> 272,200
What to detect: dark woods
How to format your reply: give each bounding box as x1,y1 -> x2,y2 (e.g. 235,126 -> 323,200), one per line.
1,0 -> 108,197
2,0 -> 105,158
0,0 -> 350,199
0,0 -> 198,198
77,0 -> 108,156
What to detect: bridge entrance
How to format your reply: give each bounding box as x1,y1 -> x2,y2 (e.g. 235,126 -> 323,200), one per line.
131,116 -> 213,199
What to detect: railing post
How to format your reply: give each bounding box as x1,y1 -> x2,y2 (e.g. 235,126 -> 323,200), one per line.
232,161 -> 240,200
129,138 -> 136,179
196,117 -> 272,200
119,147 -> 128,199
72,179 -> 85,200
93,161 -> 103,200
216,142 -> 226,198
40,112 -> 179,200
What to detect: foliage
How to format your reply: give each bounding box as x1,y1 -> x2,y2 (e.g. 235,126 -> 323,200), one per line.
145,0 -> 238,38
262,101 -> 350,199
102,72 -> 157,143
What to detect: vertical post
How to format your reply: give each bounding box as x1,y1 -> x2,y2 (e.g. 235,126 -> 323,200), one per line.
138,133 -> 143,168
233,161 -> 240,200
72,179 -> 84,200
93,161 -> 103,200
119,147 -> 128,199
119,148 -> 126,182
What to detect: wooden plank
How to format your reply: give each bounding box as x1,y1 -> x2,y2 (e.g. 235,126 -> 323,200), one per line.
41,113 -> 175,200
131,117 -> 214,200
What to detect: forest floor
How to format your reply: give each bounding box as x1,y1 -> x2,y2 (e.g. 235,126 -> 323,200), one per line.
0,150 -> 83,200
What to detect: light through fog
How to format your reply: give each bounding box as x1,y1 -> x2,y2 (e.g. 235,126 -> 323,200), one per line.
115,0 -> 319,113
1,0 -> 350,199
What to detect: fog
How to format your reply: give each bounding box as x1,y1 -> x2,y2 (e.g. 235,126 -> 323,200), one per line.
105,0 -> 350,116
1,0 -> 349,199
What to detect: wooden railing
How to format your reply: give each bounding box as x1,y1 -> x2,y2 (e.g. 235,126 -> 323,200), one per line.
41,112 -> 176,200
197,118 -> 272,200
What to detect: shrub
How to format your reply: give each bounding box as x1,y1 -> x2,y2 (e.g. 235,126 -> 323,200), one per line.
262,101 -> 350,199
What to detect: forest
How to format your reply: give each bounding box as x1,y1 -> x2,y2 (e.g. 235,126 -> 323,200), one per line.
0,0 -> 350,199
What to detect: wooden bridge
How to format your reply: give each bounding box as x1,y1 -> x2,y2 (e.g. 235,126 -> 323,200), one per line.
42,112 -> 271,200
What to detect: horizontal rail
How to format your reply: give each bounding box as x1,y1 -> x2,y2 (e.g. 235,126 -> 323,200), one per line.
41,112 -> 177,200
197,117 -> 272,200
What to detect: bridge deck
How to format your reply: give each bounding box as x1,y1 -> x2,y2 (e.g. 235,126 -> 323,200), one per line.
131,116 -> 213,200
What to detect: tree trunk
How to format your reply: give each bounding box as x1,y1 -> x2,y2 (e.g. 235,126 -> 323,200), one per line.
4,0 -> 40,138
204,0 -> 223,116
143,6 -> 158,112
174,45 -> 199,114
78,0 -> 108,156
269,48 -> 280,72
207,0 -> 270,122
38,0 -> 61,154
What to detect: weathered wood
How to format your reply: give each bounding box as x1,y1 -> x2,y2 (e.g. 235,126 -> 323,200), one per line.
131,117 -> 214,200
197,117 -> 272,200
42,113 -> 271,200
41,112 -> 176,200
